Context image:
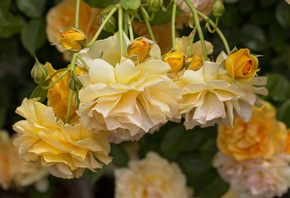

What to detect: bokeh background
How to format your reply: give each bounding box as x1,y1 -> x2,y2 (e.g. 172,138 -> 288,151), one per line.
0,0 -> 289,197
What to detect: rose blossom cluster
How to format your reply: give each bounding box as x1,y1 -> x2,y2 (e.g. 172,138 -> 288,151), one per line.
12,28 -> 268,179
214,101 -> 290,198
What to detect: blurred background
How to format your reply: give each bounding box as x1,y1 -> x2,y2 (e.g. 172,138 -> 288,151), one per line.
0,0 -> 289,197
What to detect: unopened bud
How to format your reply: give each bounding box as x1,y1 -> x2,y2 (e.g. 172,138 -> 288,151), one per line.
100,14 -> 116,34
148,0 -> 163,12
68,74 -> 83,91
185,55 -> 202,71
163,50 -> 184,73
128,38 -> 152,62
212,0 -> 225,18
31,56 -> 48,84
58,28 -> 86,51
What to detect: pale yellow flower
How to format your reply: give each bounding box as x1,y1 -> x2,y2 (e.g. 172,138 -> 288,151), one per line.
77,33 -> 181,143
114,152 -> 193,198
13,98 -> 112,179
221,189 -> 239,198
46,0 -> 101,59
217,101 -> 288,161
45,62 -> 86,123
176,59 -> 268,129
213,152 -> 290,198
0,130 -> 49,191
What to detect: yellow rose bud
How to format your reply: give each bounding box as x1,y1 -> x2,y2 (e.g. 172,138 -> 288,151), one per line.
128,38 -> 152,62
163,50 -> 184,73
285,129 -> 290,154
59,29 -> 86,50
185,55 -> 202,71
225,48 -> 259,82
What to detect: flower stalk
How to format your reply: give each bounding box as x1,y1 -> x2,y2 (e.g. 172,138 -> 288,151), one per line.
86,5 -> 119,47
75,0 -> 81,28
118,5 -> 124,57
184,0 -> 208,61
171,0 -> 178,50
140,7 -> 155,42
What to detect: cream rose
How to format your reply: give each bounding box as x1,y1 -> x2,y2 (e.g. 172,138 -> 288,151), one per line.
114,152 -> 193,198
13,98 -> 112,179
213,152 -> 290,198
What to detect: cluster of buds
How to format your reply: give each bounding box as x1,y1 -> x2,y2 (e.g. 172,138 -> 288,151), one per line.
162,51 -> 203,73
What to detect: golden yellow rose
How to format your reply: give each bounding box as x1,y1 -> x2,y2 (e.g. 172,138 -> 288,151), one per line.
163,50 -> 185,73
127,38 -> 152,62
59,29 -> 86,50
13,98 -> 112,179
45,62 -> 86,123
225,48 -> 259,82
217,101 -> 288,161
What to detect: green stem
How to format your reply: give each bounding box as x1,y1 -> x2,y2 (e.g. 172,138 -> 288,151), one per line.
123,12 -> 128,36
66,53 -> 77,124
41,70 -> 68,90
127,14 -> 134,42
77,53 -> 89,71
118,5 -> 124,57
197,11 -> 230,54
207,17 -> 219,33
171,0 -> 178,50
184,0 -> 208,60
140,7 -> 155,42
86,5 -> 118,47
188,30 -> 196,55
75,0 -> 81,28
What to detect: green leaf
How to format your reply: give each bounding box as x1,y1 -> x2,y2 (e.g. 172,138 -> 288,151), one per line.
30,85 -> 48,103
161,124 -> 193,157
200,139 -> 218,164
0,0 -> 11,16
0,12 -> 26,38
238,0 -> 255,13
16,0 -> 47,18
177,153 -> 228,198
277,100 -> 290,127
82,168 -> 105,186
21,18 -> 46,55
83,0 -> 119,8
264,74 -> 290,102
110,144 -> 130,167
239,24 -> 268,51
269,21 -> 285,53
121,0 -> 141,10
275,0 -> 290,28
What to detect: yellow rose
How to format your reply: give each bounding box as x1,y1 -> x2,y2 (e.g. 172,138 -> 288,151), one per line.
127,38 -> 152,62
217,101 -> 288,161
163,50 -> 185,73
45,62 -> 86,123
225,48 -> 259,82
13,98 -> 112,179
185,55 -> 202,71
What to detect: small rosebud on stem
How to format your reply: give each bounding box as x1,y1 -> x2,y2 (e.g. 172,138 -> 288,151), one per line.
163,50 -> 185,73
185,55 -> 202,71
58,28 -> 86,52
128,38 -> 152,62
212,0 -> 225,18
31,56 -> 48,84
148,0 -> 163,12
